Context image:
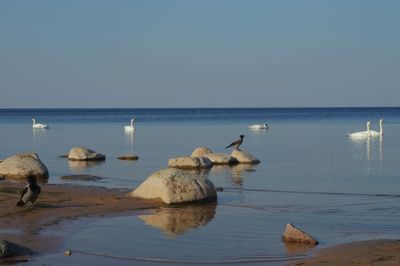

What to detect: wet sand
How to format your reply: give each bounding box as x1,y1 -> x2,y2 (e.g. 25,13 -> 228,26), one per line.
288,239 -> 400,266
0,180 -> 161,260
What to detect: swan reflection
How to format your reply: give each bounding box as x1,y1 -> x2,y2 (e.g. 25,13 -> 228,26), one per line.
138,203 -> 216,238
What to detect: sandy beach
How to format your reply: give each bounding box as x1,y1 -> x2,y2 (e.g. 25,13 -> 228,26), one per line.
0,180 -> 162,262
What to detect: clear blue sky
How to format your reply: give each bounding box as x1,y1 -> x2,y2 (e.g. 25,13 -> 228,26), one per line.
1,0 -> 399,108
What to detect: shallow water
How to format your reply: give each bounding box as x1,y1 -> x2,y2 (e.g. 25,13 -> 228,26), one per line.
1,108 -> 400,264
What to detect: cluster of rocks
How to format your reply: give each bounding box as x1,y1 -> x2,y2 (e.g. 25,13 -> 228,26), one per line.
168,146 -> 260,169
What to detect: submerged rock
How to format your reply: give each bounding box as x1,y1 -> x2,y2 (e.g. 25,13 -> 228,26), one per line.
168,156 -> 213,169
191,147 -> 213,157
118,154 -> 139,161
60,175 -> 102,181
0,240 -> 23,258
129,168 -> 217,204
282,223 -> 319,245
0,153 -> 49,181
231,149 -> 260,164
68,147 -> 105,161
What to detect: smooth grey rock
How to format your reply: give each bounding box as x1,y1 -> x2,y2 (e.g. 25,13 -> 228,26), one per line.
68,147 -> 105,161
0,153 -> 49,181
168,156 -> 213,169
191,147 -> 213,157
129,168 -> 217,204
0,240 -> 23,258
231,149 -> 260,164
60,175 -> 102,181
282,223 -> 319,245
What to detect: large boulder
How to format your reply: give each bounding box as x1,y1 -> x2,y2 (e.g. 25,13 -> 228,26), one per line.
68,147 -> 105,161
168,156 -> 213,169
0,153 -> 49,181
129,168 -> 217,204
231,149 -> 260,164
191,147 -> 213,157
0,240 -> 23,258
202,153 -> 238,165
282,223 -> 319,245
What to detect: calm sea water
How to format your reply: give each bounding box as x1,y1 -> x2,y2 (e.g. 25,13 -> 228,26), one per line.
1,108 -> 400,265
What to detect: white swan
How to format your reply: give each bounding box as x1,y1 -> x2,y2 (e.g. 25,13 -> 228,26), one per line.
369,119 -> 384,137
124,118 -> 135,131
348,121 -> 371,139
32,118 -> 49,129
248,123 -> 269,130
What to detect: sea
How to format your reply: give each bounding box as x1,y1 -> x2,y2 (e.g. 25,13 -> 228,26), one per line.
1,107 -> 400,265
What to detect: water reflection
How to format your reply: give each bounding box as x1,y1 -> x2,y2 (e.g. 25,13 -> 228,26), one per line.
124,130 -> 136,154
208,164 -> 257,187
283,242 -> 316,255
349,135 -> 384,162
138,203 -> 216,238
68,160 -> 105,172
32,128 -> 48,152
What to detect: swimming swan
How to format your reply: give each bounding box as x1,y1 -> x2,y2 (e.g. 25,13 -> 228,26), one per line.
124,118 -> 135,131
248,123 -> 269,130
348,121 -> 371,139
32,118 -> 49,129
369,119 -> 384,137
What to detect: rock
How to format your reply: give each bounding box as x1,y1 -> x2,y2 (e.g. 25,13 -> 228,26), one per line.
60,175 -> 102,181
0,240 -> 23,258
168,156 -> 213,169
231,149 -> 260,164
138,204 -> 216,237
58,154 -> 68,158
129,168 -> 217,204
191,147 -> 213,157
282,223 -> 319,245
118,154 -> 139,160
0,153 -> 49,181
68,147 -> 105,161
202,153 -> 239,165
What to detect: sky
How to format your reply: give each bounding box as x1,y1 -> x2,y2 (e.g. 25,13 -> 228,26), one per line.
0,0 -> 399,108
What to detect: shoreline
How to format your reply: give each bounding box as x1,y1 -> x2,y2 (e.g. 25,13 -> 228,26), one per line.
1,180 -> 400,265
0,180 -> 162,260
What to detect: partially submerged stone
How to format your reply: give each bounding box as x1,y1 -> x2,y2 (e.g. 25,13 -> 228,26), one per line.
191,147 -> 213,157
282,223 -> 319,245
129,168 -> 217,204
60,175 -> 102,181
231,149 -> 260,164
68,147 -> 105,161
118,154 -> 139,161
0,240 -> 23,258
0,153 -> 49,181
168,156 -> 213,169
202,153 -> 238,165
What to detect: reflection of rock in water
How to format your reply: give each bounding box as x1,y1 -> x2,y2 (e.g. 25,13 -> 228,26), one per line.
230,164 -> 256,187
138,203 -> 216,238
68,160 -> 104,172
283,242 -> 316,255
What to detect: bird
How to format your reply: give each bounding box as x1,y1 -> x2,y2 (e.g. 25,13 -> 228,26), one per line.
17,175 -> 41,207
32,118 -> 49,129
348,121 -> 371,139
248,123 -> 269,130
124,118 -> 135,132
225,135 -> 245,150
369,119 -> 384,137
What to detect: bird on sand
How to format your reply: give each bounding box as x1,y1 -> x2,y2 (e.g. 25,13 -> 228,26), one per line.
17,175 -> 41,207
225,135 -> 245,150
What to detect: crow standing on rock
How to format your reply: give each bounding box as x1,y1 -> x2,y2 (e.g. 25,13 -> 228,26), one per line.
225,135 -> 245,150
17,175 -> 41,207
